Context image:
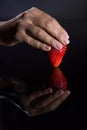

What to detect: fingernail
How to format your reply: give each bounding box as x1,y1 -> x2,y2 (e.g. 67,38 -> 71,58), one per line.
57,89 -> 64,95
45,46 -> 51,51
65,90 -> 71,95
67,90 -> 71,95
63,38 -> 70,44
46,88 -> 53,93
56,43 -> 63,50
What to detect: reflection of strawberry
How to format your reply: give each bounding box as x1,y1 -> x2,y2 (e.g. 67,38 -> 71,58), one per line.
48,68 -> 68,90
48,45 -> 67,67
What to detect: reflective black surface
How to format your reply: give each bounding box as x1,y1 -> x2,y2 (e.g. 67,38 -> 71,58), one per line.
0,18 -> 87,130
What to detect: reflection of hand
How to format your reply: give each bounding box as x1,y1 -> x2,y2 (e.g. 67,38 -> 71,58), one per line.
0,78 -> 70,117
0,78 -> 26,94
20,88 -> 70,117
0,7 -> 69,50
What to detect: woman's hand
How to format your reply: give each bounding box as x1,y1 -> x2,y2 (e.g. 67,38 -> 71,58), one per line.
0,7 -> 70,51
20,88 -> 70,116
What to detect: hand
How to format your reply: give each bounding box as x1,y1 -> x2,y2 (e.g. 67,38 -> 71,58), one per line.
20,88 -> 70,117
0,78 -> 70,116
0,78 -> 26,94
0,7 -> 70,51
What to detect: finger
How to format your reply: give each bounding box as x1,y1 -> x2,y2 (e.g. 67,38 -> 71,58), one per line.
33,89 -> 64,109
51,18 -> 69,39
20,88 -> 53,109
45,90 -> 71,112
29,88 -> 53,102
41,19 -> 70,46
26,90 -> 70,117
32,7 -> 69,37
30,90 -> 70,116
34,14 -> 70,46
21,31 -> 51,51
26,23 -> 63,50
54,26 -> 70,45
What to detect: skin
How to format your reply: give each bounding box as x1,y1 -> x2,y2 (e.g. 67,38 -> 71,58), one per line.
20,88 -> 71,116
0,78 -> 71,117
0,7 -> 70,51
0,7 -> 70,116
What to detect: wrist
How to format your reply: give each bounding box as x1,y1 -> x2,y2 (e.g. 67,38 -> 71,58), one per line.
0,19 -> 19,46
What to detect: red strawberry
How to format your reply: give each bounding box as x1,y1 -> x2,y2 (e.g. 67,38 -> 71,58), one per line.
48,68 -> 68,91
48,45 -> 67,67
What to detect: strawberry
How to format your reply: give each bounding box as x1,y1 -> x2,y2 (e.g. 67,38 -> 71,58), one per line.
48,67 -> 68,91
48,45 -> 67,67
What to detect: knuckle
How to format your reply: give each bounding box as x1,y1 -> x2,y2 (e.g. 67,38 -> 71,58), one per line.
29,38 -> 35,45
16,20 -> 24,29
15,22 -> 24,35
32,7 -> 38,11
45,17 -> 55,27
21,12 -> 28,19
58,32 -> 64,40
35,28 -> 42,36
37,43 -> 43,50
45,20 -> 51,28
49,38 -> 55,46
15,31 -> 21,41
50,17 -> 56,23
40,44 -> 47,51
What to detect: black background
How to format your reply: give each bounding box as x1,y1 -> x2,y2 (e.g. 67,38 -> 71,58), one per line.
0,0 -> 87,129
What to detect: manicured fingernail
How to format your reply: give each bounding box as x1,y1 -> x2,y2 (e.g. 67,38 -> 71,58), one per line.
65,90 -> 71,95
56,43 -> 63,50
67,90 -> 71,95
64,38 -> 70,44
46,88 -> 53,93
45,46 -> 51,51
57,89 -> 64,95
